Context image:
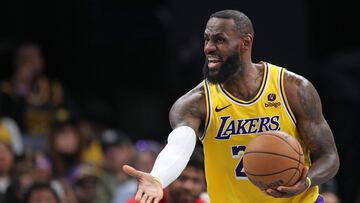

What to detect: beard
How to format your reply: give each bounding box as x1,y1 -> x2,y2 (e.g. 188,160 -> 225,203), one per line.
202,53 -> 241,84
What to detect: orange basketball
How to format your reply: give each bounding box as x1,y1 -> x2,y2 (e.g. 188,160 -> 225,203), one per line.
243,131 -> 304,190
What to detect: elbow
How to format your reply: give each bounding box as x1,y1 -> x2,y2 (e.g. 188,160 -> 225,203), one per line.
332,152 -> 340,177
326,151 -> 340,179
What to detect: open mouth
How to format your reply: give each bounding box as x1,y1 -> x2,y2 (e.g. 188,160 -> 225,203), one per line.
208,56 -> 223,69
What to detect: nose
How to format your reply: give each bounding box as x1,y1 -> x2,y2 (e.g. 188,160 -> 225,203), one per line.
182,179 -> 195,191
204,40 -> 216,55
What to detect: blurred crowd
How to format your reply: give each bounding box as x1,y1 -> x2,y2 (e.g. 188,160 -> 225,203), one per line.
0,41 -> 209,203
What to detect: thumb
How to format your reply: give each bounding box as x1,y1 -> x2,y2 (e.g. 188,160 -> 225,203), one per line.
122,165 -> 142,179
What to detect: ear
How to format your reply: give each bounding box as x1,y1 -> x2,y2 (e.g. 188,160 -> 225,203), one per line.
240,34 -> 253,51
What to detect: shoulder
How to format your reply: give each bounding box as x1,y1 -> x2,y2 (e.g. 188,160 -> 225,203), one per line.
283,69 -> 322,119
173,82 -> 205,107
283,69 -> 318,100
283,69 -> 311,89
169,82 -> 206,130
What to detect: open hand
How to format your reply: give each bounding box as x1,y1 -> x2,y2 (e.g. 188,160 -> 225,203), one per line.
123,165 -> 164,203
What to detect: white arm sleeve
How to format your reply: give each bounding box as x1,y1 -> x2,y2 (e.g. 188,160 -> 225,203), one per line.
150,126 -> 197,188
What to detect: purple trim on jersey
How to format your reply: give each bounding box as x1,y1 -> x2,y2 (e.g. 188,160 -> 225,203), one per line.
315,195 -> 324,203
218,63 -> 269,105
279,68 -> 296,124
201,80 -> 212,141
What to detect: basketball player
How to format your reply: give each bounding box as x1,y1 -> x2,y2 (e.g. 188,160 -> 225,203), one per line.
123,10 -> 339,203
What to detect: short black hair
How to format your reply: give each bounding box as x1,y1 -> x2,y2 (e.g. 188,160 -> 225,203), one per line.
100,129 -> 132,151
23,182 -> 60,203
187,146 -> 204,170
210,10 -> 254,37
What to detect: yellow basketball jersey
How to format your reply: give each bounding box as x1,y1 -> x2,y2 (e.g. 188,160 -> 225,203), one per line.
201,62 -> 319,203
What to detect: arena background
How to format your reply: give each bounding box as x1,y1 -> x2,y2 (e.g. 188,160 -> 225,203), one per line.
1,0 -> 359,202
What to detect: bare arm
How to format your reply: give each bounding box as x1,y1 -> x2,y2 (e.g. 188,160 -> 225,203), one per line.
284,71 -> 339,185
169,83 -> 206,134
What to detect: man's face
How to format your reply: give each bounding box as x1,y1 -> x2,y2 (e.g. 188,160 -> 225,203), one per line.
16,45 -> 44,77
75,177 -> 98,203
104,145 -> 134,172
203,17 -> 242,83
0,143 -> 14,174
28,189 -> 58,203
168,166 -> 205,203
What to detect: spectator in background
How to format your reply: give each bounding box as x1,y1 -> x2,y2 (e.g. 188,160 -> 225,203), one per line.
112,140 -> 163,203
126,147 -> 207,203
23,182 -> 60,203
76,101 -> 112,167
31,151 -> 53,183
4,157 -> 35,203
48,116 -> 83,179
0,141 -> 14,202
96,129 -> 135,203
69,163 -> 99,203
0,41 -> 77,151
133,140 -> 162,173
5,149 -> 78,203
30,150 -> 76,203
0,93 -> 23,157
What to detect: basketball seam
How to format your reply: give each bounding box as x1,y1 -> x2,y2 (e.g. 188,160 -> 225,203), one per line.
244,151 -> 302,163
245,167 -> 300,176
282,141 -> 304,186
264,133 -> 304,156
284,162 -> 304,186
297,141 -> 304,165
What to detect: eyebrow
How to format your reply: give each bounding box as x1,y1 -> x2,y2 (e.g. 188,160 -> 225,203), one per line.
204,32 -> 227,38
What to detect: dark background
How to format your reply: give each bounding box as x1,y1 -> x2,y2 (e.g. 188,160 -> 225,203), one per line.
1,0 -> 359,202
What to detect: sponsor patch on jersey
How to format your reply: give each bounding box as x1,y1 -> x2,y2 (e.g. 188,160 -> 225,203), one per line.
265,93 -> 281,108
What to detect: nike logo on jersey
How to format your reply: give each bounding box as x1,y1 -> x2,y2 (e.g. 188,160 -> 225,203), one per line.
215,104 -> 232,112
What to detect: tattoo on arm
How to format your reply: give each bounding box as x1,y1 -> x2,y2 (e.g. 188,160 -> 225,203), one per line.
298,82 -> 320,120
287,72 -> 339,184
169,85 -> 206,134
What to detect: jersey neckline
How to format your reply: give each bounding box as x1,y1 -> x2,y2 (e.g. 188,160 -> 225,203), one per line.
218,62 -> 269,105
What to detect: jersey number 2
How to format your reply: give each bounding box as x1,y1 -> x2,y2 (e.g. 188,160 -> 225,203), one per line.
231,145 -> 247,179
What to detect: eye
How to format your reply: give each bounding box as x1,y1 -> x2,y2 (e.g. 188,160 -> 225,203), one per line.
204,36 -> 209,43
216,37 -> 225,43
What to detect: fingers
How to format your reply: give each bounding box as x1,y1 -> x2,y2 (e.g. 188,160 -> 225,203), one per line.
122,165 -> 141,178
264,188 -> 286,198
276,186 -> 296,197
277,182 -> 301,194
135,190 -> 159,203
146,196 -> 154,203
263,166 -> 310,198
278,165 -> 309,190
300,166 -> 309,180
139,193 -> 149,203
135,189 -> 144,202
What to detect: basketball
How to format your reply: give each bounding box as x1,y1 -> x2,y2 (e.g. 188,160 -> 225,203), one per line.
243,131 -> 304,190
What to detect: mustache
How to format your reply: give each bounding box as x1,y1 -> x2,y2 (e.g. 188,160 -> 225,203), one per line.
203,53 -> 240,83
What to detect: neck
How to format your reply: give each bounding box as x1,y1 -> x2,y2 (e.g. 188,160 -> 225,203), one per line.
223,61 -> 264,101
